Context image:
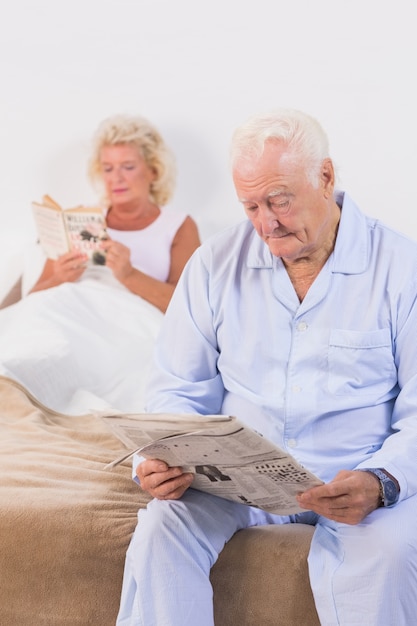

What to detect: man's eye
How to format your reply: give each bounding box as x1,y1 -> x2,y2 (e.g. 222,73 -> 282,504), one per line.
271,200 -> 290,210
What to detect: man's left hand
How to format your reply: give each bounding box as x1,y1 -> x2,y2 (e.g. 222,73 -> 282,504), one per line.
296,469 -> 381,524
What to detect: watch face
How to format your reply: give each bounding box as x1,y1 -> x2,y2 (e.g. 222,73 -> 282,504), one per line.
384,480 -> 398,504
359,468 -> 399,506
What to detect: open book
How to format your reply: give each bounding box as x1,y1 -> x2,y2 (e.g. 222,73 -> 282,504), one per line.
32,195 -> 108,263
99,412 -> 323,515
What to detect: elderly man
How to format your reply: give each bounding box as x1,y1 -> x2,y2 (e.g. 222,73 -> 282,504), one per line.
117,108 -> 417,625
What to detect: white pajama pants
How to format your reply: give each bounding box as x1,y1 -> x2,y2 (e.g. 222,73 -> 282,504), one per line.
116,488 -> 417,626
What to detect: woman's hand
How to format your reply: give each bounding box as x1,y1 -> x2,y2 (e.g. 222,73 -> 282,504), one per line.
102,240 -> 135,282
52,251 -> 88,283
136,458 -> 194,500
30,250 -> 88,293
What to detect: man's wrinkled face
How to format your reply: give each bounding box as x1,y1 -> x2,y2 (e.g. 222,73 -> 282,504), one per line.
233,140 -> 335,262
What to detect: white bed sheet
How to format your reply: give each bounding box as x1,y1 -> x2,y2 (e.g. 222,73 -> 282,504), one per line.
0,266 -> 163,414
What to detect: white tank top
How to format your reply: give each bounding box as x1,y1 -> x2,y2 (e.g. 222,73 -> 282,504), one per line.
106,209 -> 187,282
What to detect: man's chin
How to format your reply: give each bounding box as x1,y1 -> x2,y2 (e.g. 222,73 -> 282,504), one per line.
267,241 -> 293,259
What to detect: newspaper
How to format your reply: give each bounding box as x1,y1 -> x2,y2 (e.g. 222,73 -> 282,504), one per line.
100,412 -> 323,515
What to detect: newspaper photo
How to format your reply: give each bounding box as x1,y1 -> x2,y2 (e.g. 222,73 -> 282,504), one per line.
99,412 -> 323,515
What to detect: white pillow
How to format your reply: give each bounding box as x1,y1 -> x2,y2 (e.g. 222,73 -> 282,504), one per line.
0,232 -> 32,302
21,242 -> 47,296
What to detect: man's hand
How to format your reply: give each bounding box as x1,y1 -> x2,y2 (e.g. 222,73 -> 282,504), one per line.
296,469 -> 381,524
136,458 -> 194,500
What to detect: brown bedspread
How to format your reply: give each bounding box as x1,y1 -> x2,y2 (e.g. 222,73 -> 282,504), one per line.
0,375 -> 319,626
0,375 -> 150,626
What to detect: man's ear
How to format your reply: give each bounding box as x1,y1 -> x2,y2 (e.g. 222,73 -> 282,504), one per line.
320,158 -> 335,198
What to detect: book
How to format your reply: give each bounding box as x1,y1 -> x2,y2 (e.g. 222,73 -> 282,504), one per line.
99,412 -> 323,515
32,195 -> 108,263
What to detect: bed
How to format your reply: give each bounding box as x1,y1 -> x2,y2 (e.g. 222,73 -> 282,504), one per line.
0,265 -> 163,415
0,259 -> 320,625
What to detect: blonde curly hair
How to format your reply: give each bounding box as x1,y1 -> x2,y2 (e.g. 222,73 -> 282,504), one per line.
88,114 -> 176,206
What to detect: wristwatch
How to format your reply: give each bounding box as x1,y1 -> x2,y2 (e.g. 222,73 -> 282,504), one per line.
359,468 -> 400,507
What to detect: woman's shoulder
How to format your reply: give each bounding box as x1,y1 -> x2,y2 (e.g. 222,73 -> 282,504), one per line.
157,208 -> 189,232
157,210 -> 201,250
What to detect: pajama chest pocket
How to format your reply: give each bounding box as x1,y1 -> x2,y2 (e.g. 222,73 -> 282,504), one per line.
327,328 -> 396,396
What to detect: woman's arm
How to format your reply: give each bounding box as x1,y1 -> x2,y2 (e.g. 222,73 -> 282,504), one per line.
29,251 -> 88,294
106,216 -> 201,313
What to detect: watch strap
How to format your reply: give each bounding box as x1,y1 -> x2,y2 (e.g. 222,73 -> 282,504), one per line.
357,468 -> 399,507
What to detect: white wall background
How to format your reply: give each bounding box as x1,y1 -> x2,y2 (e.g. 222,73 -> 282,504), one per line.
1,0 -> 416,291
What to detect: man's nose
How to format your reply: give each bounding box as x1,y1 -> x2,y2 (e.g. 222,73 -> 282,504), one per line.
259,207 -> 279,235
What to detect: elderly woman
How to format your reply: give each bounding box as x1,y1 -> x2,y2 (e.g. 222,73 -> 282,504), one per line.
30,114 -> 201,313
0,115 -> 201,414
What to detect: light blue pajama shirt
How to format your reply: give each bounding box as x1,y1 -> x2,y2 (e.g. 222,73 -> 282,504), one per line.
118,192 -> 417,626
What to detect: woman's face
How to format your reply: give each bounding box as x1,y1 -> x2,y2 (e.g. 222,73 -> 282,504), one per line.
99,143 -> 156,208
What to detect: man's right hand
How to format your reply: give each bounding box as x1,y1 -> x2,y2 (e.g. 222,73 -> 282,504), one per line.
136,458 -> 194,500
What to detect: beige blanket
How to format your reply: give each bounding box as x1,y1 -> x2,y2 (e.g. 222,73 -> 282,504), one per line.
0,375 -> 151,626
0,376 -> 320,626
